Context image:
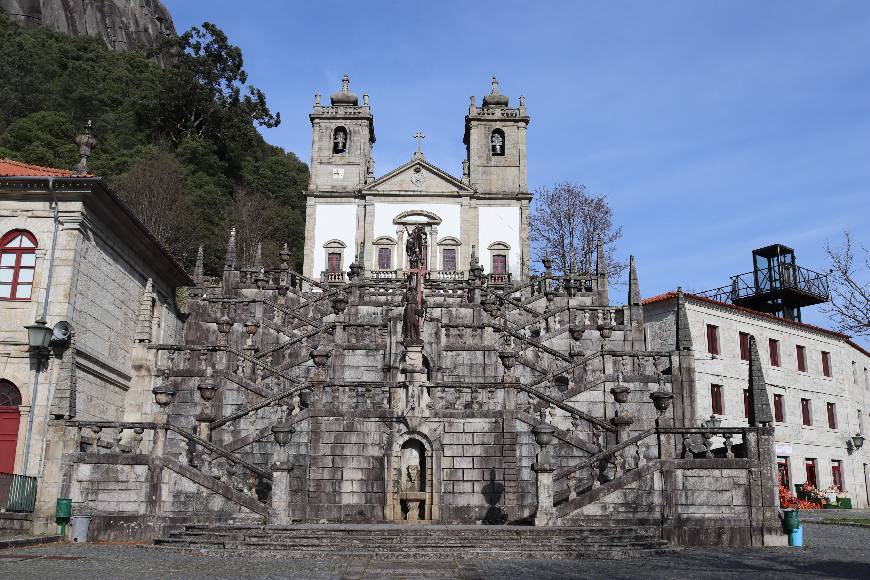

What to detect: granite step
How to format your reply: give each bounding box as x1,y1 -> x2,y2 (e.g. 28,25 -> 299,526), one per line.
154,523 -> 673,560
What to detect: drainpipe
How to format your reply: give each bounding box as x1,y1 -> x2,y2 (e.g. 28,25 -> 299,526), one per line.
21,177 -> 60,475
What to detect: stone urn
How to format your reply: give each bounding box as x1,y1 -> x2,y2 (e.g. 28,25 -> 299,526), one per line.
650,390 -> 675,412
197,378 -> 218,402
598,322 -> 613,339
311,348 -> 331,367
498,350 -> 518,371
331,291 -> 349,315
480,295 -> 496,314
568,324 -> 584,341
610,386 -> 630,404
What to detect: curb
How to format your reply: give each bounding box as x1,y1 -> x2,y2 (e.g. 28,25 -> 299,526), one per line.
0,535 -> 63,550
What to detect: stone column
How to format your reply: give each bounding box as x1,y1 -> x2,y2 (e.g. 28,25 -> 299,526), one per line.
270,423 -> 295,525
396,228 -> 405,272
532,423 -> 556,526
429,225 -> 438,271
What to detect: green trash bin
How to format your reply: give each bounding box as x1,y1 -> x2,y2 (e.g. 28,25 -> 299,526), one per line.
56,498 -> 72,539
783,508 -> 800,532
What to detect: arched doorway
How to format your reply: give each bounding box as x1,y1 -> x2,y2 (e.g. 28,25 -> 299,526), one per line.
0,380 -> 22,473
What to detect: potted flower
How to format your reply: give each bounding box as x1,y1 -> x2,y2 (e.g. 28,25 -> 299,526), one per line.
836,490 -> 852,510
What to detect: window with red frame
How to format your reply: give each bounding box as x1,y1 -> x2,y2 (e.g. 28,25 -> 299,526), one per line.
821,351 -> 832,377
826,402 -> 837,429
0,230 -> 37,300
796,345 -> 807,372
377,247 -> 392,270
801,398 -> 812,426
492,254 -> 506,274
739,332 -> 750,361
773,394 -> 785,422
743,389 -> 750,418
805,458 -> 817,488
327,252 -> 341,273
711,384 -> 724,415
831,460 -> 844,491
706,325 -> 720,356
769,339 -> 780,367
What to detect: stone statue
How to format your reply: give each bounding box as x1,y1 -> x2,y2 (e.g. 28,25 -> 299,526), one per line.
402,287 -> 425,344
404,464 -> 420,491
405,225 -> 426,269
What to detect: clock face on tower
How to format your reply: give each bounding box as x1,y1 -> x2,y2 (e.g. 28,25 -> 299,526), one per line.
332,168 -> 345,179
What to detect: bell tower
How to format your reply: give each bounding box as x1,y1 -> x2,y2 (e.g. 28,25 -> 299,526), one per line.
308,74 -> 375,193
463,77 -> 530,195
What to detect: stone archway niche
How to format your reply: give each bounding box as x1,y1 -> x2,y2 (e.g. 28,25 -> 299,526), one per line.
385,430 -> 441,523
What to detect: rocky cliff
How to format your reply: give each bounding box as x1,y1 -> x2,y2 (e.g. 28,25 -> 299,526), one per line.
1,0 -> 176,67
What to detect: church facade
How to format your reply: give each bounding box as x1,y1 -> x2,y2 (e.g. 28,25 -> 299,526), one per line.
302,76 -> 530,286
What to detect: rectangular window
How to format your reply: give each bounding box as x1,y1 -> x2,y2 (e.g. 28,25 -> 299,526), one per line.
801,398 -> 812,426
743,389 -> 750,418
377,247 -> 392,270
327,252 -> 341,273
821,351 -> 832,377
777,457 -> 791,488
706,325 -> 720,356
805,458 -> 818,488
739,332 -> 750,361
796,345 -> 807,372
827,402 -> 837,429
774,394 -> 785,423
832,460 -> 844,491
711,384 -> 724,415
769,339 -> 780,367
492,254 -> 506,274
442,248 -> 457,272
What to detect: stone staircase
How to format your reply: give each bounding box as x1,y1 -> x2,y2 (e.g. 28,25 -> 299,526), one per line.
154,523 -> 674,560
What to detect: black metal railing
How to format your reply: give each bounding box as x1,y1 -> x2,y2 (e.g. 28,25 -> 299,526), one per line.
699,264 -> 829,305
0,472 -> 38,513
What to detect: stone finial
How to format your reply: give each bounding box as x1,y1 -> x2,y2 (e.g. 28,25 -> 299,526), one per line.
747,335 -> 774,426
73,120 -> 96,176
193,246 -> 204,284
253,242 -> 263,270
225,227 -> 237,270
595,236 -> 605,276
628,255 -> 640,306
676,287 -> 692,351
491,75 -> 499,95
134,278 -> 154,343
363,93 -> 369,106
341,73 -> 350,92
314,93 -> 321,106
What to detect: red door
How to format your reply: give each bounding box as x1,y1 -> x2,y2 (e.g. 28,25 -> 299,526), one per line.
0,408 -> 20,473
0,380 -> 22,473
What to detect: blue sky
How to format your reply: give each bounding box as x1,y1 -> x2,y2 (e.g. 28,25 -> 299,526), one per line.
165,0 -> 869,332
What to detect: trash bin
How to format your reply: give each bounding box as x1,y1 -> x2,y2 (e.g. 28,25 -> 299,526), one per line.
788,525 -> 803,547
783,508 -> 800,532
70,515 -> 92,543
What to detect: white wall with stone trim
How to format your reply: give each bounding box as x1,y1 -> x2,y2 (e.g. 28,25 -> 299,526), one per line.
478,205 -> 521,275
645,296 -> 870,507
312,203 -> 356,275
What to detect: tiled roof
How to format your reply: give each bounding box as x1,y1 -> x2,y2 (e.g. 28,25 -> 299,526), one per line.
642,290 -> 862,347
0,158 -> 89,177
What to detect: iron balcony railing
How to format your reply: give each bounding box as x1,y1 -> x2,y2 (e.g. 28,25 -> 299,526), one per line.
0,472 -> 38,513
699,263 -> 829,305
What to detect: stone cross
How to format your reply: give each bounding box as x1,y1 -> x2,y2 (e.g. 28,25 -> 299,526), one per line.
413,131 -> 425,152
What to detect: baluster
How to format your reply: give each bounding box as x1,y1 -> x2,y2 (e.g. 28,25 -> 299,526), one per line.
131,427 -> 144,453
682,434 -> 692,458
113,427 -> 123,452
723,433 -> 734,459
89,425 -> 102,453
702,432 -> 714,458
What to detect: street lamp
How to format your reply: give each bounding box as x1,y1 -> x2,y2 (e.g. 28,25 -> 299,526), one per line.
25,318 -> 53,353
850,433 -> 864,451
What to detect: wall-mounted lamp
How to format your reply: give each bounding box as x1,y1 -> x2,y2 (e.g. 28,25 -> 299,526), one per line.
849,433 -> 864,452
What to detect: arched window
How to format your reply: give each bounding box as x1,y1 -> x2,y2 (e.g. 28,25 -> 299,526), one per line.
333,126 -> 348,154
0,380 -> 21,407
0,230 -> 37,300
490,129 -> 505,156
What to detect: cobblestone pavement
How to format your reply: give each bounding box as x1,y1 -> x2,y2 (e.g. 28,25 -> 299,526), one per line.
0,523 -> 868,579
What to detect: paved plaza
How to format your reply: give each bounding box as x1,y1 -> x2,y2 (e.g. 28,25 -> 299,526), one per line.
1,521 -> 869,579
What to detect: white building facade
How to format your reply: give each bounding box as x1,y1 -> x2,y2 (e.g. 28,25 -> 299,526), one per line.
302,76 -> 531,285
644,291 -> 870,508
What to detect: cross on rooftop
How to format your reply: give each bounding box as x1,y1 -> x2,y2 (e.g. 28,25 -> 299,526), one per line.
413,131 -> 425,152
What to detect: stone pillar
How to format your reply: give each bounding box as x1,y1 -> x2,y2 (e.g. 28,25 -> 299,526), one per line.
611,415 -> 633,444
532,423 -> 556,526
270,423 -> 295,525
396,227 -> 405,272
429,225 -> 438,270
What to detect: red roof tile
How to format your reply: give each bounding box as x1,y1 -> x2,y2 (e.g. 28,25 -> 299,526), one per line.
642,290 -> 861,346
0,158 -> 90,177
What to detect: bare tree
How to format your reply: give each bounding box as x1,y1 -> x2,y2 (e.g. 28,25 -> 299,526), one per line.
112,150 -> 194,259
824,231 -> 869,338
228,185 -> 278,268
529,182 -> 626,279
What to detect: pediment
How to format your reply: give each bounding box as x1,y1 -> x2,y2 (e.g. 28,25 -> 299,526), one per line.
363,156 -> 475,195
